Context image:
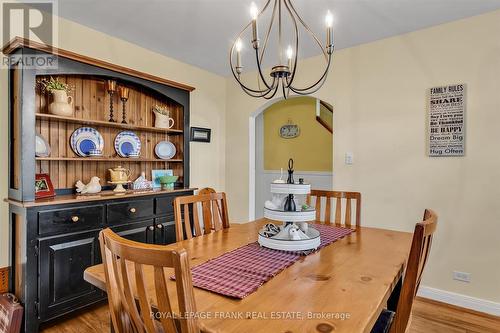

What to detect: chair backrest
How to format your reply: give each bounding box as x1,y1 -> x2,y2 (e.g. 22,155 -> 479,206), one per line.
198,187 -> 216,195
306,190 -> 361,228
99,228 -> 200,333
173,192 -> 229,241
389,209 -> 438,333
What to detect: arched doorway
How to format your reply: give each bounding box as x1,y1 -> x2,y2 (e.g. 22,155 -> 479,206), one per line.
249,96 -> 334,220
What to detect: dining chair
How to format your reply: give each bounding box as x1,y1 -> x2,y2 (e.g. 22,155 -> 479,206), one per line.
371,209 -> 438,333
98,228 -> 201,333
173,192 -> 229,241
198,187 -> 216,195
306,190 -> 361,229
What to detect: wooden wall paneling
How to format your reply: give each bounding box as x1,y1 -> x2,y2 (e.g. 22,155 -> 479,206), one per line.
142,88 -> 149,127
96,80 -> 105,183
34,74 -> 187,190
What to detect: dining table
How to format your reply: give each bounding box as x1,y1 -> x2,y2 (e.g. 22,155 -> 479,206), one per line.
84,219 -> 412,333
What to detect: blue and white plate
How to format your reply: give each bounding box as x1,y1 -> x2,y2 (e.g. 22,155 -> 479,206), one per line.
155,141 -> 176,160
114,131 -> 141,157
70,127 -> 104,157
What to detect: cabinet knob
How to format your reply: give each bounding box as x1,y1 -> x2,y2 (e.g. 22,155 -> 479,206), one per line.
148,226 -> 154,231
71,216 -> 79,223
156,224 -> 163,229
129,208 -> 136,213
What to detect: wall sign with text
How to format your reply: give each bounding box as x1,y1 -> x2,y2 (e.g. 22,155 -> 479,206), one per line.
428,84 -> 466,157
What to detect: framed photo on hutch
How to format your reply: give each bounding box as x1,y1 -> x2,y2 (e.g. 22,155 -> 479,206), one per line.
35,173 -> 55,199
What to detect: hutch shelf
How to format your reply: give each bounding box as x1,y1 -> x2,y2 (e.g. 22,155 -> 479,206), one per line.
4,38 -> 196,333
35,113 -> 184,134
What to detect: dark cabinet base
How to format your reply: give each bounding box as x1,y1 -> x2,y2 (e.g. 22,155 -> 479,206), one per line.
10,190 -> 193,333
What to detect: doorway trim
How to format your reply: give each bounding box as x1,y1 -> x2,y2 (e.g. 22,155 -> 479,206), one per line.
248,95 -> 326,220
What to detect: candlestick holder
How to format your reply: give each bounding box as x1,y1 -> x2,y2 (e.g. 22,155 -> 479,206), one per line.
119,86 -> 130,124
106,80 -> 117,122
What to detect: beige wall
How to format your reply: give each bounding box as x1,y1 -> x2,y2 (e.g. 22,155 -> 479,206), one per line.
0,14 -> 227,267
1,2 -> 499,306
226,11 -> 500,303
264,97 -> 333,171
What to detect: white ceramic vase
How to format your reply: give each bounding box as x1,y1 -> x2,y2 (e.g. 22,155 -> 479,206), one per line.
48,90 -> 73,117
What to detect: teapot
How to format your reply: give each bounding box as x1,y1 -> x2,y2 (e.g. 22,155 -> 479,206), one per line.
108,166 -> 130,182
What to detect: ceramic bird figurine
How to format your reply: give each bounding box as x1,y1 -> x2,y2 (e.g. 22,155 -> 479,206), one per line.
76,176 -> 102,194
289,226 -> 301,240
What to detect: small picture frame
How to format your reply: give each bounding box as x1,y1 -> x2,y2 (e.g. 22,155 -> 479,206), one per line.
35,173 -> 55,199
151,169 -> 173,188
190,127 -> 211,143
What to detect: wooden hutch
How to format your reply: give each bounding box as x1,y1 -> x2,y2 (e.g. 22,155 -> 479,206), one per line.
4,38 -> 196,332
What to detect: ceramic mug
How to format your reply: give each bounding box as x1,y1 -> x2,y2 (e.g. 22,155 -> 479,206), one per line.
88,149 -> 102,156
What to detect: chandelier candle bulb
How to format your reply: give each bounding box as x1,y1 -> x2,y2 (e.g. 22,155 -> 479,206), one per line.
235,38 -> 243,72
286,45 -> 293,69
326,10 -> 334,50
250,2 -> 259,48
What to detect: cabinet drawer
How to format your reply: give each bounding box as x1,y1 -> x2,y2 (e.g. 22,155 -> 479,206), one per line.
155,196 -> 176,215
38,205 -> 104,236
107,199 -> 154,225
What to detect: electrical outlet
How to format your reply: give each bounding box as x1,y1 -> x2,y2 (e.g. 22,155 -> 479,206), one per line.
453,271 -> 471,283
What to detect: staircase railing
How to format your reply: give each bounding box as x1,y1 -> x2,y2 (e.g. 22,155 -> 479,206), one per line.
316,100 -> 333,133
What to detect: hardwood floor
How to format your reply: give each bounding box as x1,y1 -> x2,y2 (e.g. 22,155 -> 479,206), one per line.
409,298 -> 500,333
40,297 -> 500,333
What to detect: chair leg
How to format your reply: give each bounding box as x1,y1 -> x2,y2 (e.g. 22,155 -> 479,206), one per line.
387,276 -> 402,312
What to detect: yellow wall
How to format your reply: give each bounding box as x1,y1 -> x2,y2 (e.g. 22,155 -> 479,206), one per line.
226,10 -> 500,303
263,97 -> 332,171
0,9 -> 227,267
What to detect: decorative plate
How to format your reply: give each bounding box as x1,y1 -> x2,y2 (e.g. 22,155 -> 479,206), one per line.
114,131 -> 141,157
279,124 -> 300,139
35,134 -> 51,157
70,127 -> 104,157
155,141 -> 176,160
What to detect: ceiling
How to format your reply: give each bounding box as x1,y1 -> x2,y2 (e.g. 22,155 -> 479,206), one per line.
58,0 -> 500,76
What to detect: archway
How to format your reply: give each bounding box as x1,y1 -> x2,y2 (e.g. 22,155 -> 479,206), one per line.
249,96 -> 334,220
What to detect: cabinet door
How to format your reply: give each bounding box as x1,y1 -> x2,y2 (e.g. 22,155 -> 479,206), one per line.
111,219 -> 154,244
154,216 -> 176,245
38,231 -> 104,321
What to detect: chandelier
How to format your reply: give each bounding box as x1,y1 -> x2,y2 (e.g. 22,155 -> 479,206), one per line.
229,0 -> 334,99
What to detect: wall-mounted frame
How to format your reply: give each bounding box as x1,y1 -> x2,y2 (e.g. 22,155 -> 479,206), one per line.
190,127 -> 211,143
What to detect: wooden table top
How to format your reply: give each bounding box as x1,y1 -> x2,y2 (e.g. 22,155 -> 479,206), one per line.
84,219 -> 412,333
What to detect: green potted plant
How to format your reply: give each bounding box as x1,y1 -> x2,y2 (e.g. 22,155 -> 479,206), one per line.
39,77 -> 74,117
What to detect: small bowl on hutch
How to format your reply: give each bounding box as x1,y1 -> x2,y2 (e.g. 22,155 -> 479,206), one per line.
88,149 -> 103,157
127,152 -> 140,158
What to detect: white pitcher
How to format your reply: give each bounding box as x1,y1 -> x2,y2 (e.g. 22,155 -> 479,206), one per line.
48,90 -> 73,117
153,110 -> 175,129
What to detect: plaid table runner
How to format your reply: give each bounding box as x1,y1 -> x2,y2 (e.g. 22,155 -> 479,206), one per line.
176,224 -> 354,299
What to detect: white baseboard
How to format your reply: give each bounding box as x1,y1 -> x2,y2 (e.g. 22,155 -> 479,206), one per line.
418,286 -> 500,316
